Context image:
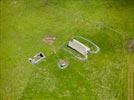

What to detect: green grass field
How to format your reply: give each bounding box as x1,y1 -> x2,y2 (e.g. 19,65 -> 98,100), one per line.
0,0 -> 134,100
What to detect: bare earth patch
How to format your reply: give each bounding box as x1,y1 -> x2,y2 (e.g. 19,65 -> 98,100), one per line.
128,39 -> 134,52
43,36 -> 56,45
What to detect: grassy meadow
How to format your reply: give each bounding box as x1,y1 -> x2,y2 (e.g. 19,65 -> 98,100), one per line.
0,0 -> 134,100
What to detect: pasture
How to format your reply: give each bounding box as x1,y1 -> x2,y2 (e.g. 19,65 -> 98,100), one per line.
0,0 -> 134,100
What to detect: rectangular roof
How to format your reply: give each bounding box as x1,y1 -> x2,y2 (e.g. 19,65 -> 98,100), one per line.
68,39 -> 90,55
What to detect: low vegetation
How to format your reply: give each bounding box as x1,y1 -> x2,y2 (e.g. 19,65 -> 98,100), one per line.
0,0 -> 134,100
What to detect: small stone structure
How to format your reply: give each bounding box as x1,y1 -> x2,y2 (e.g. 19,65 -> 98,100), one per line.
68,39 -> 90,56
64,36 -> 100,61
58,59 -> 69,69
29,52 -> 45,64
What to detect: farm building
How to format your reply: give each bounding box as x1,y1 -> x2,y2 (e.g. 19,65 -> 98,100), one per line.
29,52 -> 45,64
68,39 -> 90,56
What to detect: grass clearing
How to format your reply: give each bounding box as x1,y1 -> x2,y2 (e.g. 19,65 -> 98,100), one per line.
0,0 -> 134,100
